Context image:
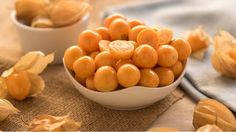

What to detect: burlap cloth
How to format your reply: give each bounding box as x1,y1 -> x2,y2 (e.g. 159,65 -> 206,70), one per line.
0,62 -> 184,131
0,1 -> 184,130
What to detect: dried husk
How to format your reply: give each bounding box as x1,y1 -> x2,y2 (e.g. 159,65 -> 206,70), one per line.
15,0 -> 51,25
0,99 -> 20,121
28,114 -> 81,131
0,52 -> 54,99
49,0 -> 91,26
13,51 -> 54,75
185,26 -> 211,60
31,16 -> 54,28
28,73 -> 45,97
148,127 -> 179,132
193,99 -> 236,131
191,48 -> 207,60
196,125 -> 222,132
211,30 -> 236,78
0,77 -> 8,99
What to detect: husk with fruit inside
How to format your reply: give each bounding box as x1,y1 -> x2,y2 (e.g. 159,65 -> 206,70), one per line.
0,99 -> 19,121
211,30 -> 236,78
196,124 -> 222,132
0,51 -> 54,99
185,26 -> 211,60
147,127 -> 179,132
193,99 -> 236,131
28,114 -> 81,131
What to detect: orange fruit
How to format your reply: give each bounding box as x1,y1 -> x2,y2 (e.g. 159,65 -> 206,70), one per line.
109,18 -> 130,40
169,61 -> 183,78
98,40 -> 110,52
95,27 -> 110,40
86,76 -> 96,90
132,45 -> 158,68
89,51 -> 100,59
129,25 -> 147,42
154,67 -> 174,87
104,13 -> 126,28
109,40 -> 134,60
94,51 -> 115,69
94,66 -> 118,92
157,28 -> 173,45
137,28 -> 159,48
78,30 -> 102,53
115,59 -> 134,70
129,40 -> 140,49
128,19 -> 144,28
157,45 -> 178,67
73,56 -> 95,78
139,69 -> 159,87
171,38 -> 191,61
6,71 -> 31,100
117,64 -> 140,87
64,46 -> 85,70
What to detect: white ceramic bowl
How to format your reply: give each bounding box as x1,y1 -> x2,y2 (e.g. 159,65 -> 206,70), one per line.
11,11 -> 90,64
63,59 -> 187,110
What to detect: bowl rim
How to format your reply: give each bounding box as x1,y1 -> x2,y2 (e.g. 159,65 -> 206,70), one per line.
10,10 -> 90,32
63,58 -> 188,94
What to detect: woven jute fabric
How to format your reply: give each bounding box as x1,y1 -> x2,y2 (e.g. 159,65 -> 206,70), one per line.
0,64 -> 184,131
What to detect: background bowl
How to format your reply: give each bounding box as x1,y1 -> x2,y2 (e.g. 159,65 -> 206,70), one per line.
11,11 -> 90,64
63,59 -> 187,110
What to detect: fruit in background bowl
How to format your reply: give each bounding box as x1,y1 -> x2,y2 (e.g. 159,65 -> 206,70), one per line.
15,0 -> 91,28
63,14 -> 190,110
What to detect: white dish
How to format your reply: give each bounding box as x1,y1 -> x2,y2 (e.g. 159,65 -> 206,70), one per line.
63,59 -> 187,110
11,11 -> 90,64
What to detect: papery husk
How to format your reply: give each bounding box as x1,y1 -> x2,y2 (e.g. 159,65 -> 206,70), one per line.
31,16 -> 54,28
193,99 -> 236,131
1,51 -> 54,78
185,26 -> 211,60
0,99 -> 20,121
13,51 -> 54,75
28,114 -> 81,131
15,0 -> 51,25
28,73 -> 45,97
196,125 -> 222,132
211,30 -> 236,78
185,26 -> 210,52
49,0 -> 91,26
147,127 -> 179,132
0,77 -> 8,99
191,48 -> 207,60
0,52 -> 54,99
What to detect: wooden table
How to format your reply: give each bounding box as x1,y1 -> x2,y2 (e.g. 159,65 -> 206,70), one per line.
0,0 -> 195,130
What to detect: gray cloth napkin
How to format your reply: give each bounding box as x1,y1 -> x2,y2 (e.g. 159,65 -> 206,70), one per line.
104,0 -> 236,111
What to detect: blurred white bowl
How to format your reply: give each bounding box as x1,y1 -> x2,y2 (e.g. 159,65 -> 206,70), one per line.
11,11 -> 90,64
63,59 -> 187,110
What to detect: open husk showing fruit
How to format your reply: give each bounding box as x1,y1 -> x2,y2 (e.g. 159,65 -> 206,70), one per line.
0,51 -> 54,100
211,30 -> 236,78
15,0 -> 92,28
185,26 -> 211,60
193,99 -> 236,131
